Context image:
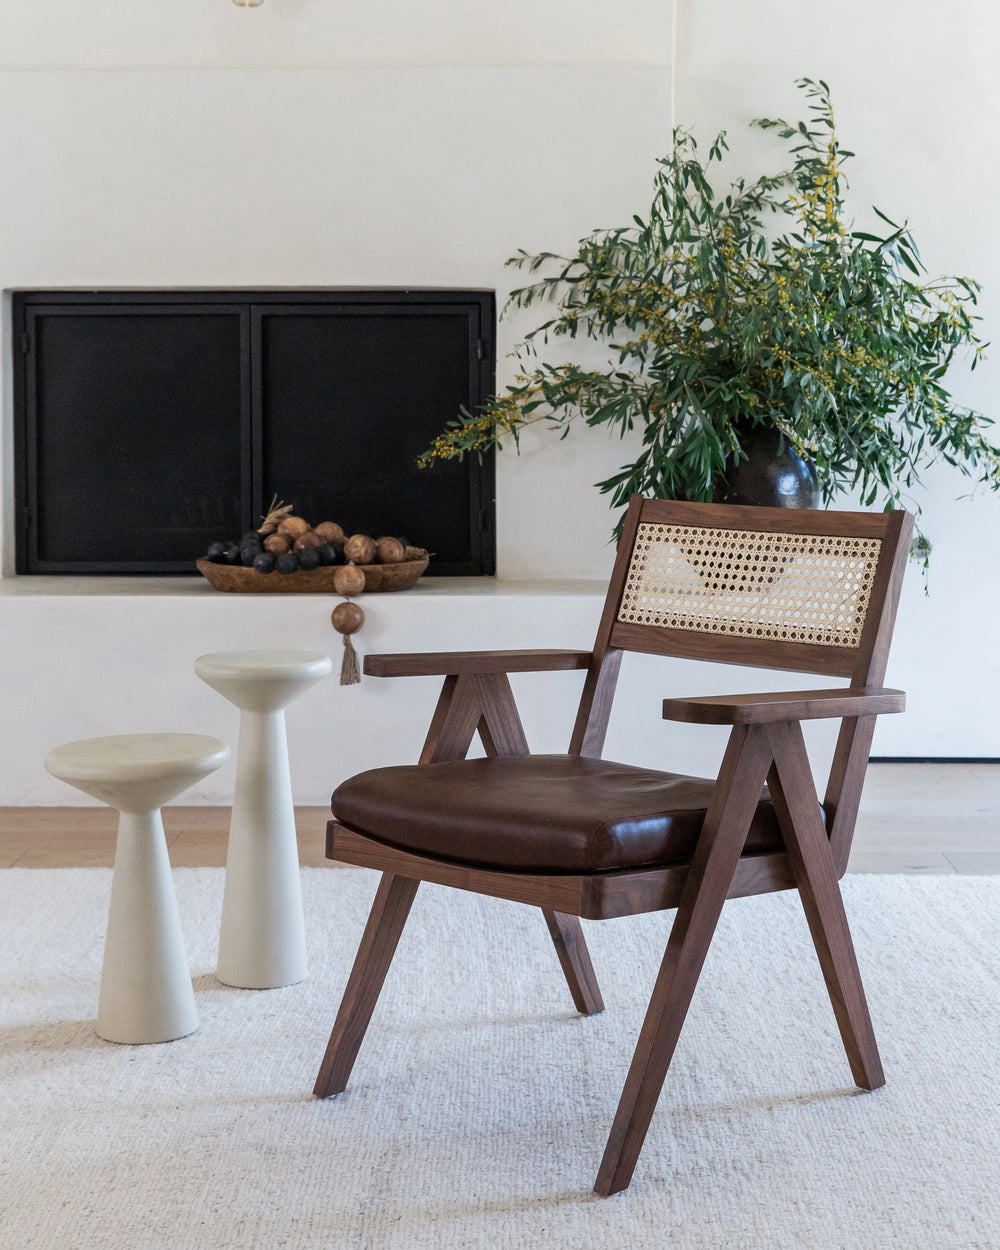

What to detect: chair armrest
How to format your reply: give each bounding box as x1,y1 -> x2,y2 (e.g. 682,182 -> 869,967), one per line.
363,649 -> 593,678
662,687 -> 905,725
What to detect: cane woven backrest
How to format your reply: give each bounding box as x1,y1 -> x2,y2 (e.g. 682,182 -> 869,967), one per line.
601,498 -> 911,684
619,521 -> 880,649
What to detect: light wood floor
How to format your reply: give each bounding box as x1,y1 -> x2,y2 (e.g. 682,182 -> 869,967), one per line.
2,764 -> 998,872
0,805 -> 334,869
843,762 -> 1000,874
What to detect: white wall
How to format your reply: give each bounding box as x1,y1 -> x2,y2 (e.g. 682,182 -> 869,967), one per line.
1,0 -> 997,807
674,0 -> 1000,759
0,0 -> 672,581
0,0 -> 675,803
0,1 -> 672,71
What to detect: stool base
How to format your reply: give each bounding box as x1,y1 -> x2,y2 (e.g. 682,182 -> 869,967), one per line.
97,809 -> 199,1045
216,709 -> 307,989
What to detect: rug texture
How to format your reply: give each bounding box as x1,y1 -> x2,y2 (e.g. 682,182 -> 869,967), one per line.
2,868 -> 1000,1249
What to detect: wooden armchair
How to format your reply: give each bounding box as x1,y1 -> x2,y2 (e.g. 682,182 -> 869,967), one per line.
313,497 -> 913,1195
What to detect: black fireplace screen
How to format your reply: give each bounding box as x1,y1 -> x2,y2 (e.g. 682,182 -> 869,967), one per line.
13,290 -> 495,575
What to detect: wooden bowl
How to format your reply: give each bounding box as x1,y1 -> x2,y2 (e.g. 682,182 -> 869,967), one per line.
196,556 -> 429,594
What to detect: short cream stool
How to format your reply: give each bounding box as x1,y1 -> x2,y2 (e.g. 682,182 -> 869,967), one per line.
194,649 -> 332,989
44,733 -> 230,1044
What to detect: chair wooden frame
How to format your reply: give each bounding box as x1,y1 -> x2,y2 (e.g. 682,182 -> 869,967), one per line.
313,497 -> 913,1195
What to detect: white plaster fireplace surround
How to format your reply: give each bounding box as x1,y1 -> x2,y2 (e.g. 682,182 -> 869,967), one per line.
0,0 -> 995,804
0,0 -> 683,802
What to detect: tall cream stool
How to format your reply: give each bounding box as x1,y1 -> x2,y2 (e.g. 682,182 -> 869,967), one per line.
194,649 -> 332,989
44,733 -> 230,1044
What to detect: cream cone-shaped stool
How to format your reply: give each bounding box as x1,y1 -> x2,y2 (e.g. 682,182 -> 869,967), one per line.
44,733 -> 230,1044
194,649 -> 332,989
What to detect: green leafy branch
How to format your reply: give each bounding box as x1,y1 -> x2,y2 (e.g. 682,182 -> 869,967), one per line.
418,79 -> 996,540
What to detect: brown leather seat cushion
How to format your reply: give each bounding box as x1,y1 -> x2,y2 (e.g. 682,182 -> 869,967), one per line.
332,754 -> 786,874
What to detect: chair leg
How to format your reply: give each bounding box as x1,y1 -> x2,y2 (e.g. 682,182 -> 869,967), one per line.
543,910 -> 604,1015
594,724 -> 775,1196
765,721 -> 885,1092
313,873 -> 419,1098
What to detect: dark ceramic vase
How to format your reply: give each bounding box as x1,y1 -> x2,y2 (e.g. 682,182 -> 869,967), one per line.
712,421 -> 819,509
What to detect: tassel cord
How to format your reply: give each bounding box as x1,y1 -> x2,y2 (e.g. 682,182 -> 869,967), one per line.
340,632 -> 361,686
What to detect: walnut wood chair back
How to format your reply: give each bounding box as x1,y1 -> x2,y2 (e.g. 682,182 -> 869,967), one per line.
313,497 -> 914,1197
573,496 -> 912,874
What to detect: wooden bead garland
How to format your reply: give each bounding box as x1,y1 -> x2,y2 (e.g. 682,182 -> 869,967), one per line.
332,564 -> 366,597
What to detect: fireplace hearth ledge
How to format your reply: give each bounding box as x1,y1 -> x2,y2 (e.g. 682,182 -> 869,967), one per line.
0,576 -> 606,598
0,573 -> 768,804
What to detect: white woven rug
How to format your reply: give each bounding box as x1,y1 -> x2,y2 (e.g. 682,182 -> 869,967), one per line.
3,868 -> 1000,1249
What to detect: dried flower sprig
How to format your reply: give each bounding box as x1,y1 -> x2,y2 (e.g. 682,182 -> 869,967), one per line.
258,496 -> 295,536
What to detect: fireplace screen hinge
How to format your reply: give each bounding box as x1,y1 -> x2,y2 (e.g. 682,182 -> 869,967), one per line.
476,338 -> 485,361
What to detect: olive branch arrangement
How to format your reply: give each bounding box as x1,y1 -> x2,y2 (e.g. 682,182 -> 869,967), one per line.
419,79 -> 998,544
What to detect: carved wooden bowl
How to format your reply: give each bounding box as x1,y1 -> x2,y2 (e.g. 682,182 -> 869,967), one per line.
196,556 -> 429,594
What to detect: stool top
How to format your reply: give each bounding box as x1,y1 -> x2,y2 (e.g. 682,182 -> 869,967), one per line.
195,650 -> 332,712
44,733 -> 230,812
194,649 -> 331,679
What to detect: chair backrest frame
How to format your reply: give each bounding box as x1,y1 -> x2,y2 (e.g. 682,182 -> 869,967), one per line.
568,496 -> 913,870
